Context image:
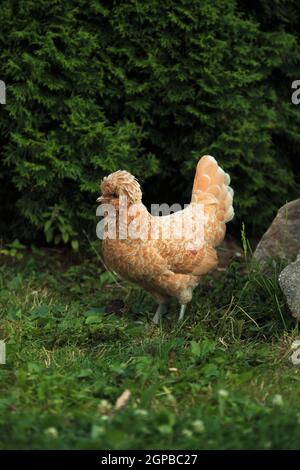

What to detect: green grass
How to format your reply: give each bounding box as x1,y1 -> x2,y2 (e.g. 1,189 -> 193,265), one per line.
0,247 -> 300,450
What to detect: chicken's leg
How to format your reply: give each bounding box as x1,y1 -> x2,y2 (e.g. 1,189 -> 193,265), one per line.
152,304 -> 167,324
178,304 -> 187,321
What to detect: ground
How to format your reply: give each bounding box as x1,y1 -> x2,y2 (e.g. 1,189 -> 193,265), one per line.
0,243 -> 300,450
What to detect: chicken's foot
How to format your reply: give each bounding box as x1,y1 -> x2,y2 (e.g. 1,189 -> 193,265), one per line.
178,304 -> 187,321
152,304 -> 167,324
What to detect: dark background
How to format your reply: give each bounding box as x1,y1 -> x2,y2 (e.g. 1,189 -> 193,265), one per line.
1,0 -> 299,248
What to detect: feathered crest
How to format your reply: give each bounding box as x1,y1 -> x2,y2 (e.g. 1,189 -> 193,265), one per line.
101,170 -> 142,203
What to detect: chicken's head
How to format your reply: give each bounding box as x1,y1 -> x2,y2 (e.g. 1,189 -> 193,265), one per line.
97,170 -> 142,206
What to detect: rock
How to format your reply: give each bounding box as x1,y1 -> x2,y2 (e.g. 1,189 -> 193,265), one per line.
279,254 -> 300,320
253,199 -> 300,264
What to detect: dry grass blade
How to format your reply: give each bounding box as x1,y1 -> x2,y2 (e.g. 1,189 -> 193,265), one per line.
115,389 -> 131,411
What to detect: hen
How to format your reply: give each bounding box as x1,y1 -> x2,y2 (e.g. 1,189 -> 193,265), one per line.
97,155 -> 234,323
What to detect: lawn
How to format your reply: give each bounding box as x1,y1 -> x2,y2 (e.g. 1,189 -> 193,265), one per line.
0,245 -> 300,450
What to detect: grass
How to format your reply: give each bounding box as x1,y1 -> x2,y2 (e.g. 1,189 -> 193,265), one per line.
0,245 -> 300,450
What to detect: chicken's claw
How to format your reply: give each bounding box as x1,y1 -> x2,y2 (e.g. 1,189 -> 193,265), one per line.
152,304 -> 168,324
178,304 -> 187,321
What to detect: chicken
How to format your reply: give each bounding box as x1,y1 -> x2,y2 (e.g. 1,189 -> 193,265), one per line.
96,155 -> 234,323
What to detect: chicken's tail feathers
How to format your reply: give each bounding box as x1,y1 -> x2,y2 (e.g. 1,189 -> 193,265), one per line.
192,155 -> 234,224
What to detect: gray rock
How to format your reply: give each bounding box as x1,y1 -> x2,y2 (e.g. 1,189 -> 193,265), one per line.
279,254 -> 300,320
253,199 -> 300,264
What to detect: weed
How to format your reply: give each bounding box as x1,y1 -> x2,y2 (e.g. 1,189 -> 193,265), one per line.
0,248 -> 299,449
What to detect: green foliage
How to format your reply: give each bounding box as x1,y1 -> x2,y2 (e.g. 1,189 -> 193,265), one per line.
0,239 -> 26,260
42,204 -> 79,249
0,0 -> 300,242
0,250 -> 300,449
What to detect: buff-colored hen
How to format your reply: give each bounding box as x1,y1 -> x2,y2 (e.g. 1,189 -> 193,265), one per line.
97,155 -> 234,323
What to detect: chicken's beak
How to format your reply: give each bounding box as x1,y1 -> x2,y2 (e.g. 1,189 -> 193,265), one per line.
96,195 -> 105,203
